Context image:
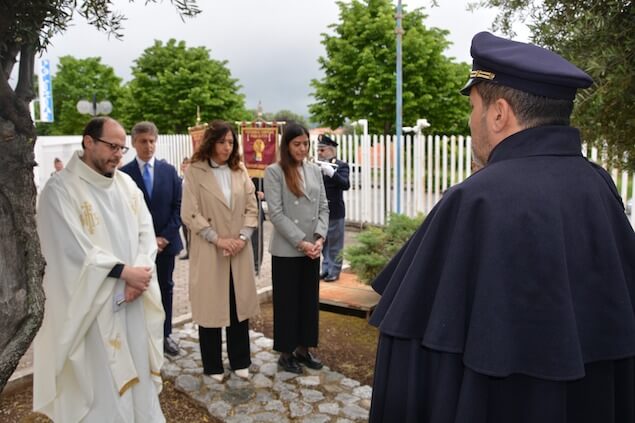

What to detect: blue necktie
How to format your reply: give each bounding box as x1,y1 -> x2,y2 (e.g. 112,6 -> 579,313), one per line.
143,162 -> 153,199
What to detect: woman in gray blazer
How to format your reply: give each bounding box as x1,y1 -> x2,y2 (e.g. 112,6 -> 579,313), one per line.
264,122 -> 329,374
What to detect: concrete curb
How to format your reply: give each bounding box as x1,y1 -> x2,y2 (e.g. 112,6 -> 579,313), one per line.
2,286 -> 275,398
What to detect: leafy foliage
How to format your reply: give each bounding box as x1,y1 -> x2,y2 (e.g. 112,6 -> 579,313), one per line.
472,0 -> 635,168
120,39 -> 248,134
37,56 -> 125,135
310,0 -> 470,135
344,213 -> 424,284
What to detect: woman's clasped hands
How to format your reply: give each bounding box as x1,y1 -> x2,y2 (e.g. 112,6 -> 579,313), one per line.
298,238 -> 323,260
217,237 -> 247,256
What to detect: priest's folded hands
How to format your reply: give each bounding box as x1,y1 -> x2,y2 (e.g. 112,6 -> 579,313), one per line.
121,265 -> 153,302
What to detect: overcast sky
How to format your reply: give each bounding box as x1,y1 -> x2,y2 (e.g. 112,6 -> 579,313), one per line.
38,0 -> 529,117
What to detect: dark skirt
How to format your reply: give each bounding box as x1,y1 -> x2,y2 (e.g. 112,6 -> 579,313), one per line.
370,334 -> 635,423
271,255 -> 320,352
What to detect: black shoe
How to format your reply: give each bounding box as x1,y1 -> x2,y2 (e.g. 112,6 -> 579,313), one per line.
278,355 -> 303,374
323,275 -> 339,282
294,351 -> 324,370
164,336 -> 179,356
320,271 -> 329,279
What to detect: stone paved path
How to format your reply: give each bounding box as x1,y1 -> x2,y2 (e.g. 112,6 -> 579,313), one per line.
165,323 -> 372,422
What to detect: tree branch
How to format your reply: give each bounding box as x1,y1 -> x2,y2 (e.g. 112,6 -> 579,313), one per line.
15,44 -> 35,103
1,44 -> 20,79
0,65 -> 35,140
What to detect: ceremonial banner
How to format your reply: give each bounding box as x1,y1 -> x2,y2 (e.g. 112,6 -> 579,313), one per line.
241,126 -> 278,178
188,123 -> 208,153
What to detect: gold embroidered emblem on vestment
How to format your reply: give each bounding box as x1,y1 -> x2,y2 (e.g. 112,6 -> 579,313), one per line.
80,202 -> 99,234
109,337 -> 122,350
130,195 -> 139,214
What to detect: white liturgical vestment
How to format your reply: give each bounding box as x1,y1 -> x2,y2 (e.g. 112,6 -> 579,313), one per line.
33,151 -> 165,422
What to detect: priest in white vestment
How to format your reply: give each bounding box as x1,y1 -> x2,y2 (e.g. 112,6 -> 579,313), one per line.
33,117 -> 166,422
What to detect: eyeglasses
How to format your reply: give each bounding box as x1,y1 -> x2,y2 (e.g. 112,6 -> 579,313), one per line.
93,136 -> 130,154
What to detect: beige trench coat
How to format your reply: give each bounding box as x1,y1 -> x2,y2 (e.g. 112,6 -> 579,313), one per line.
181,160 -> 260,327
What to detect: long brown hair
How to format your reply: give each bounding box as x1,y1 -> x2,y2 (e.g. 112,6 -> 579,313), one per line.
279,122 -> 309,197
191,120 -> 241,170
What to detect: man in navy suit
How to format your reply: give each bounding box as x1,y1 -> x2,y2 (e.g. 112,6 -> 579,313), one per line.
121,121 -> 183,356
317,134 -> 350,282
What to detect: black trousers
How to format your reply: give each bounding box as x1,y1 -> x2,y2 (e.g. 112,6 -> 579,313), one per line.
271,255 -> 320,353
155,252 -> 175,337
198,277 -> 251,374
250,208 -> 265,273
181,223 -> 190,255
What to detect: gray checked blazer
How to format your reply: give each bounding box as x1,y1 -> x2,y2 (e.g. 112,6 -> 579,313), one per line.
264,162 -> 329,257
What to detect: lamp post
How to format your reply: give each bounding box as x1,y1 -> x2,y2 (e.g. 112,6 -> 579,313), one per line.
76,94 -> 112,116
402,119 -> 430,135
355,119 -> 368,140
403,119 -> 431,214
395,0 -> 404,214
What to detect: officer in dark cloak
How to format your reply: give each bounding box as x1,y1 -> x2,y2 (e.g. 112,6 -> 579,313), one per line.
369,32 -> 635,423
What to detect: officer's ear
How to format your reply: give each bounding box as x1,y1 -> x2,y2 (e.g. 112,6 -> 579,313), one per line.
489,98 -> 517,134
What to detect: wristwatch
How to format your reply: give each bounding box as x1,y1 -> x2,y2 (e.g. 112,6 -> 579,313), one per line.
239,234 -> 248,241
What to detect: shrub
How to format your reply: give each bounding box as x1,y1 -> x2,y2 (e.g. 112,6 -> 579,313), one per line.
344,213 -> 424,285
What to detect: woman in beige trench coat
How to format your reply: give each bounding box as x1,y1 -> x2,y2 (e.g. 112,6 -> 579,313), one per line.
181,120 -> 259,381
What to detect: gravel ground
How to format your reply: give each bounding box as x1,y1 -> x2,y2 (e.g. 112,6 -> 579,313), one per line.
0,378 -> 219,423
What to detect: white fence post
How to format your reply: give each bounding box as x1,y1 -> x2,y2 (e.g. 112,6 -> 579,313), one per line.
379,135 -> 386,225
414,131 -> 424,214
441,135 -> 448,195
361,129 -> 372,223
426,135 -> 433,213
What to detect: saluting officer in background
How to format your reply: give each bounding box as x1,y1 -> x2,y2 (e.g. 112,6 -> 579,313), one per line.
316,134 -> 350,282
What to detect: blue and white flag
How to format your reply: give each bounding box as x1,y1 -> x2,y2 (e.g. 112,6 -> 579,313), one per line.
38,59 -> 54,122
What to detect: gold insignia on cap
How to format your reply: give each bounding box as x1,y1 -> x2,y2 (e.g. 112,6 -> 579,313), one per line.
470,70 -> 496,80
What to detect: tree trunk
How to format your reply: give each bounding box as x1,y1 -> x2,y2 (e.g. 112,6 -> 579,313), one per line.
0,65 -> 46,392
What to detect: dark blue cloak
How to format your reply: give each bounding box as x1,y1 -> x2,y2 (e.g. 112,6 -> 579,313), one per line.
369,126 -> 635,422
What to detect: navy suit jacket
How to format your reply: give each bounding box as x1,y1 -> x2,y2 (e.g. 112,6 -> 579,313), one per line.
121,158 -> 183,256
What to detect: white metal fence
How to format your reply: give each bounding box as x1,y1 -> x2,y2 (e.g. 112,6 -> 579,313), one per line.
34,133 -> 635,225
33,134 -> 193,190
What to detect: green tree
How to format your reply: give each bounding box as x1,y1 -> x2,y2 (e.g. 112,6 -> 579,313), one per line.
473,0 -> 635,168
39,56 -> 125,135
310,0 -> 470,135
121,39 -> 247,133
0,0 -> 199,392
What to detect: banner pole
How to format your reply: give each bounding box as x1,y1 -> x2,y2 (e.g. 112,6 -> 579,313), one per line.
256,177 -> 264,276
